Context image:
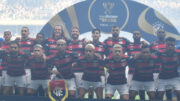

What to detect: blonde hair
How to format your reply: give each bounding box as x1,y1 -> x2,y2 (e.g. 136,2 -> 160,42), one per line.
113,44 -> 122,49
85,44 -> 95,50
56,39 -> 66,44
33,44 -> 43,49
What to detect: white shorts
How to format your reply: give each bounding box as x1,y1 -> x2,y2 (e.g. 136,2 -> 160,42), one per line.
28,79 -> 50,90
79,80 -> 102,90
55,77 -> 76,91
4,74 -> 26,88
74,72 -> 83,88
158,77 -> 180,91
25,69 -> 31,87
1,70 -> 8,86
130,80 -> 155,92
106,83 -> 129,95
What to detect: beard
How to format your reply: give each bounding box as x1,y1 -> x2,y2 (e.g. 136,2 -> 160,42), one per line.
134,38 -> 140,42
112,33 -> 119,38
21,33 -> 28,38
72,35 -> 79,40
158,37 -> 165,41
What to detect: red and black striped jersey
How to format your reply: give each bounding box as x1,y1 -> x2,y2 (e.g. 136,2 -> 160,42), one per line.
105,55 -> 128,85
76,55 -> 104,82
0,41 -> 11,71
27,55 -> 50,80
67,40 -> 85,57
129,55 -> 161,81
90,41 -> 105,59
48,51 -> 78,79
104,37 -> 130,56
45,37 -> 68,56
150,40 -> 166,54
157,49 -> 180,79
127,41 -> 147,56
0,41 -> 11,51
19,38 -> 34,55
0,51 -> 28,76
45,38 -> 58,55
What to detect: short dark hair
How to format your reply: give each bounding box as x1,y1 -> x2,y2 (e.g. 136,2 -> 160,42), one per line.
10,41 -> 20,48
92,28 -> 100,34
71,26 -> 80,32
36,32 -> 44,37
166,37 -> 176,42
22,26 -> 29,31
112,26 -> 119,29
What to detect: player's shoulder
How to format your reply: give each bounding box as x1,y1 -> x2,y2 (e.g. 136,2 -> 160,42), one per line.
104,37 -> 113,42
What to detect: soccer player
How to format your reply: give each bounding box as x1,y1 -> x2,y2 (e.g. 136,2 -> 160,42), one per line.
87,28 -> 105,99
0,30 -> 12,94
105,44 -> 129,100
90,28 -> 105,59
33,33 -> 49,96
157,37 -> 180,100
127,30 -> 147,56
34,33 -> 48,55
16,26 -> 35,95
127,30 -> 148,100
128,44 -> 160,100
26,44 -> 50,96
78,44 -> 105,99
67,26 -> 85,57
45,24 -> 68,56
104,26 -> 130,56
48,39 -> 77,98
0,30 -> 12,71
1,41 -> 28,95
0,30 -> 12,51
68,27 -> 86,90
150,29 -> 166,54
18,26 -> 34,55
150,29 -> 173,99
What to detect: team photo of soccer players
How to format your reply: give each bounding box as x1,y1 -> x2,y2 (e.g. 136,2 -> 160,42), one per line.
0,25 -> 180,101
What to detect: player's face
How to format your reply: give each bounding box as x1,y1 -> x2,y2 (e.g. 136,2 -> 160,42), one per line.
36,34 -> 44,44
21,27 -> 29,39
53,26 -> 63,39
71,28 -> 80,39
112,47 -> 122,58
56,41 -> 66,52
140,48 -> 151,59
112,27 -> 120,38
4,31 -> 12,41
10,43 -> 19,53
33,47 -> 43,57
166,41 -> 175,52
85,46 -> 94,58
133,31 -> 141,41
157,30 -> 166,40
92,30 -> 100,41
